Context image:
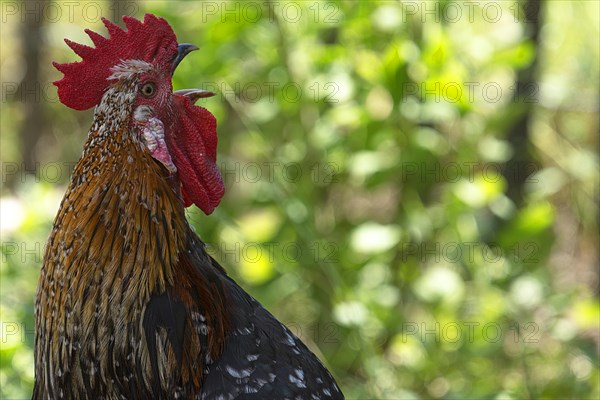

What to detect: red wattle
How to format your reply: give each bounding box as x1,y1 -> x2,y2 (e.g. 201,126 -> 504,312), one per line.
168,95 -> 224,214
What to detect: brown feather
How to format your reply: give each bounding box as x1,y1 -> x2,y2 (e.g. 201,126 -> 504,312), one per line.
34,74 -> 229,399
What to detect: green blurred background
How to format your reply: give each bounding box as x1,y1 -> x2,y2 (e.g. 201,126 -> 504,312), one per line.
1,0 -> 598,398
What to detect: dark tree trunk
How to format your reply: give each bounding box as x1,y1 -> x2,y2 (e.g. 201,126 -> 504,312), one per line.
17,0 -> 47,177
503,0 -> 543,205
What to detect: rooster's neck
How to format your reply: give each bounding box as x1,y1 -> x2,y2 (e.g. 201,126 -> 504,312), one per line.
39,112 -> 188,328
34,82 -> 234,396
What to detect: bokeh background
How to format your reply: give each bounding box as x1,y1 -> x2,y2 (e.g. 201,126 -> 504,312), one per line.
1,0 -> 598,398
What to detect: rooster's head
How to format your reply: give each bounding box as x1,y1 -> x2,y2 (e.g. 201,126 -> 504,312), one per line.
53,14 -> 224,214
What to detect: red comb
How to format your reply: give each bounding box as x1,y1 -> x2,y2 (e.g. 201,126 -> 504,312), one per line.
53,14 -> 178,110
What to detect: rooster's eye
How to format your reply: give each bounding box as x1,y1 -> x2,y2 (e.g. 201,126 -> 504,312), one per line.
140,82 -> 156,98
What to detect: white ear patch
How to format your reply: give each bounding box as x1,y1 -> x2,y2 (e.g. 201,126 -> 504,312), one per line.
134,105 -> 153,123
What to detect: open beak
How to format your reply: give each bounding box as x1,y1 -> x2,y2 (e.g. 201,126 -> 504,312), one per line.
172,43 -> 199,75
171,44 -> 215,101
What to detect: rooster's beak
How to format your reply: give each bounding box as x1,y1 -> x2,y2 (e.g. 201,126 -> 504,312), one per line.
174,88 -> 216,102
172,44 -> 215,100
172,43 -> 199,75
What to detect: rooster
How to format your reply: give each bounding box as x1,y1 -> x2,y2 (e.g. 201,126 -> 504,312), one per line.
34,14 -> 343,399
